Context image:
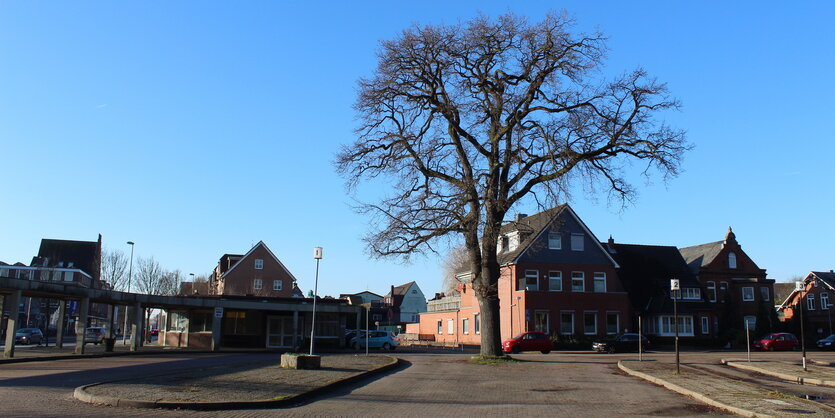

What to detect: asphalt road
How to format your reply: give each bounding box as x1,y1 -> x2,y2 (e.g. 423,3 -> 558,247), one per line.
6,349 -> 831,417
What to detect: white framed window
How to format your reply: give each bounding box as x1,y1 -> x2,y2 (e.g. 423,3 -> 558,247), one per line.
447,318 -> 454,334
743,316 -> 756,330
500,236 -> 509,252
728,252 -> 737,269
474,314 -> 480,334
681,288 -> 701,300
560,312 -> 574,335
571,272 -> 584,292
707,281 -> 717,302
659,315 -> 694,336
584,312 -> 597,334
437,321 -> 443,334
807,294 -> 815,311
548,232 -> 561,250
822,293 -> 830,310
534,310 -> 549,333
254,259 -> 264,269
463,318 -> 469,334
273,280 -> 282,291
720,281 -> 728,291
606,312 -> 619,334
524,270 -> 539,291
701,316 -> 710,334
571,233 -> 584,251
593,272 -> 606,293
253,279 -> 263,290
760,287 -> 770,302
548,271 -> 562,291
742,287 -> 754,302
508,232 -> 520,251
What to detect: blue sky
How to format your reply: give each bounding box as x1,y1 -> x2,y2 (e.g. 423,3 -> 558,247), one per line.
1,1 -> 833,298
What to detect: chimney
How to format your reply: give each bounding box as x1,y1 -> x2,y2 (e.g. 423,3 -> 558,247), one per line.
607,235 -> 616,254
514,213 -> 527,223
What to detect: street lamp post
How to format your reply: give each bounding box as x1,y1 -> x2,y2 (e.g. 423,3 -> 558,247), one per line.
309,247 -> 323,356
796,281 -> 807,372
671,279 -> 680,375
122,241 -> 135,345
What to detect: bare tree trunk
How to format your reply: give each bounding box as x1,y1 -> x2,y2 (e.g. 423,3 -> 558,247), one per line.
477,292 -> 501,356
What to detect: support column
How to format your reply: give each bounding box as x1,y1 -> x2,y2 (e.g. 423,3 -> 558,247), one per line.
292,311 -> 299,349
211,307 -> 222,352
55,300 -> 66,348
3,290 -> 22,359
130,302 -> 141,352
105,305 -> 115,339
74,297 -> 89,355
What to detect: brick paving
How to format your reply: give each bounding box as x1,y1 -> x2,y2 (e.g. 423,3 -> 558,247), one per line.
5,349 -> 835,417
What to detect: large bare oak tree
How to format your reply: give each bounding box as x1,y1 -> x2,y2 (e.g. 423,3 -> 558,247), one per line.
337,12 -> 689,356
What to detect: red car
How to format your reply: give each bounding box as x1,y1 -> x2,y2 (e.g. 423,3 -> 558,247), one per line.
502,332 -> 553,354
753,332 -> 799,351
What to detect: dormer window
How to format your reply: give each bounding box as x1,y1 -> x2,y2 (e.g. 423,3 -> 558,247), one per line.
548,232 -> 561,250
500,236 -> 509,252
255,259 -> 264,270
728,252 -> 737,269
508,232 -> 520,251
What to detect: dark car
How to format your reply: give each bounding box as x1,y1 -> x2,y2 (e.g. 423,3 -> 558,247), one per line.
502,332 -> 553,354
753,332 -> 799,351
15,328 -> 44,345
816,334 -> 835,350
592,333 -> 650,353
149,329 -> 159,337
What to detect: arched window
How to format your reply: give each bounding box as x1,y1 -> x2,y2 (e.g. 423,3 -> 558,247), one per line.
728,252 -> 737,269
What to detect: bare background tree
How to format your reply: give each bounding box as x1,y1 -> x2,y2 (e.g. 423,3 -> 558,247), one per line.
338,12 -> 689,356
101,248 -> 129,291
441,246 -> 469,295
134,257 -> 181,296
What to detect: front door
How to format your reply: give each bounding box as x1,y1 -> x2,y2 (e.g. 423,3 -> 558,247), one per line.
266,316 -> 295,348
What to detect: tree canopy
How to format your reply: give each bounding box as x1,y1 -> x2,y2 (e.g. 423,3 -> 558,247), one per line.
337,12 -> 689,356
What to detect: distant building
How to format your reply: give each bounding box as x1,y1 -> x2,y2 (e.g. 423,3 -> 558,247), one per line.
679,228 -> 775,335
777,271 -> 834,337
208,241 -> 299,298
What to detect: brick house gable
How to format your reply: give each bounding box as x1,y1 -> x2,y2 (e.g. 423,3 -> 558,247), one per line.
215,241 -> 297,297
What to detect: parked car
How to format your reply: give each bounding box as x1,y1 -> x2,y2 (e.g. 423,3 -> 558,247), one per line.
502,332 -> 553,354
753,332 -> 799,351
14,328 -> 44,345
149,329 -> 159,337
85,327 -> 106,345
350,331 -> 398,351
816,334 -> 835,350
592,333 -> 650,353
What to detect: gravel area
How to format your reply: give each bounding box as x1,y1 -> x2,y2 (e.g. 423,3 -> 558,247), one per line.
83,354 -> 393,403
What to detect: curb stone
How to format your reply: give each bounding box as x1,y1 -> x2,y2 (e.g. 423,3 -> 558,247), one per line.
722,359 -> 835,388
617,360 -> 771,418
74,355 -> 401,410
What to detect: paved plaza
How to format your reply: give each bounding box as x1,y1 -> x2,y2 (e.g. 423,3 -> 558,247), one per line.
0,349 -> 833,417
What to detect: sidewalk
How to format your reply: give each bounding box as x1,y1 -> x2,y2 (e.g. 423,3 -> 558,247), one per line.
723,358 -> 835,387
619,359 -> 835,417
0,341 -> 207,363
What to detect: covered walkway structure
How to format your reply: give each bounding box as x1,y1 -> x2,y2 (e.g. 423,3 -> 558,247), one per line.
0,276 -> 358,358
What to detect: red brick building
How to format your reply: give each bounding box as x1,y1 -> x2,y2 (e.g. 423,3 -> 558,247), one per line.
417,205 -> 633,344
209,241 -> 298,298
778,271 -> 834,338
679,228 -> 775,335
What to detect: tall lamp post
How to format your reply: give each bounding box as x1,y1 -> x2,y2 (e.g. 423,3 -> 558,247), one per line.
796,280 -> 807,371
122,241 -> 135,345
309,247 -> 323,356
671,279 -> 680,375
